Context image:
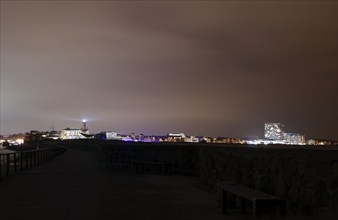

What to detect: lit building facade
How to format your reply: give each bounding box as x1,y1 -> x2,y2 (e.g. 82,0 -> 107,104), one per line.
264,123 -> 284,140
60,128 -> 88,140
166,133 -> 186,142
94,131 -> 121,141
284,133 -> 306,145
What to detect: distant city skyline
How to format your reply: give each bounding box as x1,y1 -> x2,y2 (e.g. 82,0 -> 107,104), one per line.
1,1 -> 337,140
0,119 -> 334,142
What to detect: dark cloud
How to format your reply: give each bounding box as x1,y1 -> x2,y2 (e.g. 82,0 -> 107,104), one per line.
0,1 -> 337,140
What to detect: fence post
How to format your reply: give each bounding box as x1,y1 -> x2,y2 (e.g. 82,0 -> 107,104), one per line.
20,152 -> 23,171
0,155 -> 2,178
42,150 -> 44,163
30,151 -> 33,167
44,150 -> 46,163
36,150 -> 38,165
34,151 -> 37,166
6,154 -> 10,176
14,153 -> 17,173
26,152 -> 28,168
37,149 -> 40,165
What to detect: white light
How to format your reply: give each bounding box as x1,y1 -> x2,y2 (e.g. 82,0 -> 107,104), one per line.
82,119 -> 87,123
16,139 -> 24,145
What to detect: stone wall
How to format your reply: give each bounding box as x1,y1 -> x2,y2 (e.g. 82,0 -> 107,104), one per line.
199,145 -> 338,215
97,141 -> 200,175
91,140 -> 338,215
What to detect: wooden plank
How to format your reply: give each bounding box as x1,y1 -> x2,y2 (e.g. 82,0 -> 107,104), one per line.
221,182 -> 286,218
221,183 -> 282,201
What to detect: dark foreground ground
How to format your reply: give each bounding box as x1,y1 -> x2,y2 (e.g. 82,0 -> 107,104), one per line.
0,148 -> 336,220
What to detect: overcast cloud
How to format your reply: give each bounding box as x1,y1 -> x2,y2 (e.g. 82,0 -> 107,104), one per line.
0,1 -> 337,140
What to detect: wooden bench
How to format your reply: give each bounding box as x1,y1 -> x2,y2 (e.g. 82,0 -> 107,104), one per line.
221,182 -> 286,218
133,160 -> 171,175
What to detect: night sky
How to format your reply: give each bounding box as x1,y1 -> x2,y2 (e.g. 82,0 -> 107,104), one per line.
0,1 -> 337,140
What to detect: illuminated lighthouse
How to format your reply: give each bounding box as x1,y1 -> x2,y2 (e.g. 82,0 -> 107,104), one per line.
60,118 -> 91,140
82,119 -> 88,132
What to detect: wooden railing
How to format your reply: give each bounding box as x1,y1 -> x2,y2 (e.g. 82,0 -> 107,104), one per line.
0,146 -> 66,179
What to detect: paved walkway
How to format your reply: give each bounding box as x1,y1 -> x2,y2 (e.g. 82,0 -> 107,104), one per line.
0,148 -> 250,220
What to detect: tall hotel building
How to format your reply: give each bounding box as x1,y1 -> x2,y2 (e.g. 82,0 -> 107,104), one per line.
264,123 -> 284,140
284,133 -> 306,145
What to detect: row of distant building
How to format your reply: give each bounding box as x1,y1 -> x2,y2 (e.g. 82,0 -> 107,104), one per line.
1,122 -> 336,147
247,123 -> 307,145
57,122 -> 336,145
42,120 -> 244,144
